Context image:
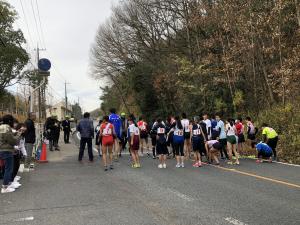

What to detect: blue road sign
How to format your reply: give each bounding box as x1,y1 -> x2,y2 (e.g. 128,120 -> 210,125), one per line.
38,58 -> 51,71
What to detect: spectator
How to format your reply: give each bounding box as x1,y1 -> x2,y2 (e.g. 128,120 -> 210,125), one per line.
77,112 -> 94,162
0,115 -> 23,194
24,112 -> 36,169
62,116 -> 71,144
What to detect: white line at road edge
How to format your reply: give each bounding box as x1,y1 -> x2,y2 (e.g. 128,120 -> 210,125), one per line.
15,217 -> 34,222
225,217 -> 247,225
245,157 -> 300,167
167,188 -> 194,202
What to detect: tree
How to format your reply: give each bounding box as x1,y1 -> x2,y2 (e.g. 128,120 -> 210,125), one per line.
0,1 -> 29,93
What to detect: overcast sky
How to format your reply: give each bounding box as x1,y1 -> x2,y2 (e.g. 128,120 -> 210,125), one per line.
8,0 -> 120,112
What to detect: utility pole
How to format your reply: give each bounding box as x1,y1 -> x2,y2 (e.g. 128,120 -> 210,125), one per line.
32,44 -> 46,121
65,81 -> 70,117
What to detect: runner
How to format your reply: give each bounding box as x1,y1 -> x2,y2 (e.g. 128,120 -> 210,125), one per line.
95,119 -> 102,157
109,108 -> 122,161
261,123 -> 279,161
181,113 -> 191,159
226,118 -> 240,165
100,116 -> 116,171
205,140 -> 221,165
153,118 -> 168,168
128,115 -> 141,168
245,117 -> 257,149
203,113 -> 212,140
255,142 -> 273,163
235,117 -> 245,154
150,119 -> 157,159
120,112 -> 128,154
211,115 -> 219,140
137,115 -> 150,156
215,114 -> 229,160
190,116 -> 207,167
168,116 -> 185,168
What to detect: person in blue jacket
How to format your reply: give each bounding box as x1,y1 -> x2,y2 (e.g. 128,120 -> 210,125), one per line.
256,142 -> 273,163
109,108 -> 122,161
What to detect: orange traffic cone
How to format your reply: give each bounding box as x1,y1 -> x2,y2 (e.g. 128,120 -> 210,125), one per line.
38,142 -> 48,163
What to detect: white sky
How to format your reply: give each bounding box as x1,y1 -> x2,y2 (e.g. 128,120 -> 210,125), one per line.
8,0 -> 120,112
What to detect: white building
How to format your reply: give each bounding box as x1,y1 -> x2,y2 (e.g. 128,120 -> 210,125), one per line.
46,101 -> 72,121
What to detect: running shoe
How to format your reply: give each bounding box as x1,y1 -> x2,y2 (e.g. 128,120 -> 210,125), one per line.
1,187 -> 15,194
110,165 -> 114,170
235,161 -> 240,165
176,163 -> 181,168
158,164 -> 163,169
9,182 -> 21,189
181,163 -> 185,168
163,163 -> 167,169
198,161 -> 202,167
147,153 -> 150,157
132,164 -> 137,168
136,163 -> 141,168
227,161 -> 233,165
256,160 -> 262,163
193,162 -> 199,168
104,166 -> 108,171
268,159 -> 273,163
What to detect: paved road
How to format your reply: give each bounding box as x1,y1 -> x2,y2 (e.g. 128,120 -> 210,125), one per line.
0,137 -> 299,225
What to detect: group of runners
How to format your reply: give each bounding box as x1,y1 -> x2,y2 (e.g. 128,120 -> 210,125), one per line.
95,109 -> 279,171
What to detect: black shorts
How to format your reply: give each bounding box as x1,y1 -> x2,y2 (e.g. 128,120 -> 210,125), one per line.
238,134 -> 245,143
184,132 -> 191,140
156,142 -> 168,155
192,137 -> 206,154
247,134 -> 256,141
140,131 -> 148,139
212,142 -> 222,150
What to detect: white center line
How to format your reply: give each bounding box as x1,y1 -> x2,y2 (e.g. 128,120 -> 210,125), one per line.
15,216 -> 34,222
167,188 -> 194,202
225,217 -> 248,225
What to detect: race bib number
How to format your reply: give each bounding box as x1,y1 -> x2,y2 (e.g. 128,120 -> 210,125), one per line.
134,128 -> 140,136
157,128 -> 165,134
103,128 -> 112,135
193,129 -> 201,135
174,130 -> 183,136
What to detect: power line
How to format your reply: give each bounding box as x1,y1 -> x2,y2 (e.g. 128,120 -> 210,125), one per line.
34,0 -> 46,48
30,0 -> 43,48
19,0 -> 34,49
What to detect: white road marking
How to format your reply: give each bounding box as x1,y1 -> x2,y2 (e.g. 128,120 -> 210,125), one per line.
224,217 -> 247,225
167,188 -> 194,202
274,161 -> 300,167
15,217 -> 34,222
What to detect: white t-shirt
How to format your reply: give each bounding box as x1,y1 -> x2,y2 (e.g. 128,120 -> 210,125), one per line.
181,119 -> 190,133
204,119 -> 212,137
129,124 -> 140,136
207,140 -> 218,148
226,123 -> 236,136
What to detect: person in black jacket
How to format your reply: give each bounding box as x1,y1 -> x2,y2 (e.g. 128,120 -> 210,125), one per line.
62,116 -> 71,144
24,113 -> 36,169
45,115 -> 60,151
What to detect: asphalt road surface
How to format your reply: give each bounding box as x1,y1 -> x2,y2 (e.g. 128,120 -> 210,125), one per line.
0,136 -> 299,225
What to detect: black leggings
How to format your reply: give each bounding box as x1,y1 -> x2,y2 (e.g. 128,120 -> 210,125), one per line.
174,142 -> 184,157
267,136 -> 278,158
219,138 -> 229,159
12,154 -> 20,180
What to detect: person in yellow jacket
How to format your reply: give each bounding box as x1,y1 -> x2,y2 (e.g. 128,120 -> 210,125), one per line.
261,123 -> 278,161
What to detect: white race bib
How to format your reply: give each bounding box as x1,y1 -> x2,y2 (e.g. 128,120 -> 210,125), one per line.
157,128 -> 165,134
174,130 -> 183,136
103,128 -> 112,135
193,129 -> 201,135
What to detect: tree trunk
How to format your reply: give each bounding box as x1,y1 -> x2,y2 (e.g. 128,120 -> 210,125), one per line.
295,0 -> 300,27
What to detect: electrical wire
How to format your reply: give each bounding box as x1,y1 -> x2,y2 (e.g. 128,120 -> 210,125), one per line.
30,0 -> 43,48
19,0 -> 34,49
34,0 -> 46,48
